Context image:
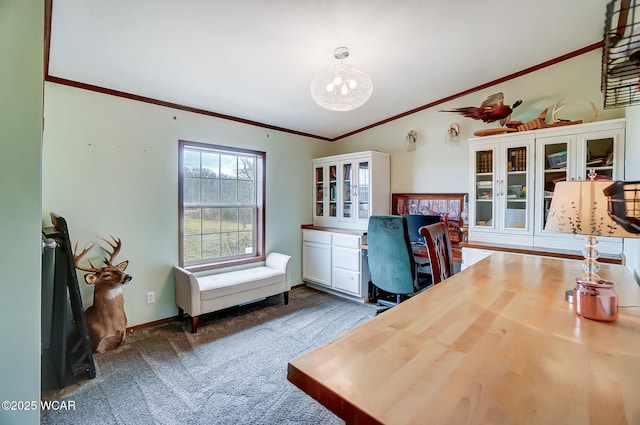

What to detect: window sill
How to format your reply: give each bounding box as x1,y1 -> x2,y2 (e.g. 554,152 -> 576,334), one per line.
184,255 -> 265,273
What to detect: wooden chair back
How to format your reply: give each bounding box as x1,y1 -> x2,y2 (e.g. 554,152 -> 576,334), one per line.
419,222 -> 455,284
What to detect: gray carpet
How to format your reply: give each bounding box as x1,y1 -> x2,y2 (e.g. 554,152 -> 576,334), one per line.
41,286 -> 377,425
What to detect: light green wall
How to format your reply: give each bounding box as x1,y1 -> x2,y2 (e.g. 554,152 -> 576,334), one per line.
0,1 -> 43,424
42,83 -> 332,326
333,50 -> 624,194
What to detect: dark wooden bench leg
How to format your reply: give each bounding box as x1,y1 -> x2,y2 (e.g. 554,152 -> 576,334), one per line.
284,291 -> 289,305
191,316 -> 199,333
178,307 -> 184,320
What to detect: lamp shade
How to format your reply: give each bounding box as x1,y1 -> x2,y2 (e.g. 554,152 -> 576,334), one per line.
545,180 -> 638,238
310,47 -> 373,111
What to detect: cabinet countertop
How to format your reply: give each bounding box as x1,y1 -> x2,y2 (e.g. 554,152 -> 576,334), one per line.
301,224 -> 366,236
461,241 -> 624,264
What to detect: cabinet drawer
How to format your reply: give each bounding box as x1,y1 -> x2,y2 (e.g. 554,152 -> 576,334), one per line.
332,246 -> 360,272
332,233 -> 361,248
332,268 -> 361,295
303,229 -> 332,244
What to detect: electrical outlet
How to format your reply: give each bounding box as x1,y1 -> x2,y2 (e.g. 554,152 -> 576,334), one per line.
146,291 -> 155,304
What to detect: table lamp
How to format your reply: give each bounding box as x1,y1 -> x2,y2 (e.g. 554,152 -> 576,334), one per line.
545,176 -> 639,278
545,176 -> 640,321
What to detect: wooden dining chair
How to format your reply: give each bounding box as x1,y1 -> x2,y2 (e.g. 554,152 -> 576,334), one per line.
419,222 -> 455,284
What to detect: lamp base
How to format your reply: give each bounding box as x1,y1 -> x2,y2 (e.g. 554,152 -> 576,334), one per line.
565,289 -> 574,304
580,235 -> 601,279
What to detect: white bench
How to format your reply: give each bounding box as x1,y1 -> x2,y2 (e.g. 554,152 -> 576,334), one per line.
174,252 -> 292,333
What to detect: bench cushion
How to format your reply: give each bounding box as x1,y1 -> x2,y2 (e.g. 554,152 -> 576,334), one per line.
198,266 -> 285,301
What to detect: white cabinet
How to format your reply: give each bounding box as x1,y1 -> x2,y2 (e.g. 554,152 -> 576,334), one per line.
302,229 -> 370,302
533,120 -> 625,253
468,133 -> 535,245
312,151 -> 390,230
467,119 -> 626,254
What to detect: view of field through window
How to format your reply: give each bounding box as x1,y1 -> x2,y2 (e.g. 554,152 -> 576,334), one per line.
182,146 -> 257,264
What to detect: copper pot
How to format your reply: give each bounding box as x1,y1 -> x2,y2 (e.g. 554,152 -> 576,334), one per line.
573,277 -> 618,322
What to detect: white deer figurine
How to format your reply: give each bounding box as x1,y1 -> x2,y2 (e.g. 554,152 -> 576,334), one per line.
73,236 -> 133,353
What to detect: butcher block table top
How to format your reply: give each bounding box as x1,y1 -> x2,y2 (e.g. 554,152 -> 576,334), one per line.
287,252 -> 640,425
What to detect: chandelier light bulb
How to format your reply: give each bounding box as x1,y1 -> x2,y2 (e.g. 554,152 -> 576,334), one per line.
310,47 -> 373,111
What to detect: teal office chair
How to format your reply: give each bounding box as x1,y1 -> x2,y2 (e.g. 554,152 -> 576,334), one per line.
367,215 -> 431,312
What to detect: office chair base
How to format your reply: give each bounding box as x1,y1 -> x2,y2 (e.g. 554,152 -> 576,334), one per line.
375,306 -> 392,316
374,294 -> 405,315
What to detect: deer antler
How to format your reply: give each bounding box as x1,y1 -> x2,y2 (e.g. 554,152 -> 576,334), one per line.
551,98 -> 566,123
73,241 -> 101,273
552,98 -> 598,123
100,235 -> 122,266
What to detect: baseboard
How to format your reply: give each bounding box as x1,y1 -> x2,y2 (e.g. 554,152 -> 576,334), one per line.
126,316 -> 176,333
126,284 -> 305,333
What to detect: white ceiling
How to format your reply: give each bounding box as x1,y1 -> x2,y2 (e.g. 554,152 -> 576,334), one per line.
48,0 -> 611,140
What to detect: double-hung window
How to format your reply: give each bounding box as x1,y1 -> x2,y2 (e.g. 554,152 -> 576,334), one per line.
179,140 -> 265,270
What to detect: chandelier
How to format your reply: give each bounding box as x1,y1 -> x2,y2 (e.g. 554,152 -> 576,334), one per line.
310,47 -> 373,111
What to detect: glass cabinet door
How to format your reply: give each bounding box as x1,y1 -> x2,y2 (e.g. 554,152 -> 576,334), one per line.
502,145 -> 529,230
314,165 -> 325,218
474,148 -> 495,228
583,136 -> 616,180
538,137 -> 571,230
357,160 -> 370,219
341,163 -> 352,220
329,165 -> 338,218
471,137 -> 533,235
536,130 -> 621,232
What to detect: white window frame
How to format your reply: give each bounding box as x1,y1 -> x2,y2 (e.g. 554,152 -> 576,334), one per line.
178,140 -> 265,271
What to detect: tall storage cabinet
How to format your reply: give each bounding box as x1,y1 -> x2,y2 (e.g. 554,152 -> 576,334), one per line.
468,133 -> 535,246
466,119 -> 625,255
305,150 -> 388,303
312,151 -> 390,230
533,119 -> 625,252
